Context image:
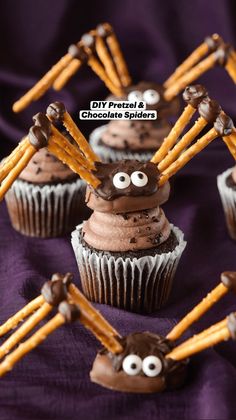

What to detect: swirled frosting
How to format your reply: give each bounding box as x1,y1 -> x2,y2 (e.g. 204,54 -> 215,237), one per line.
19,147 -> 77,184
99,119 -> 171,151
82,206 -> 171,251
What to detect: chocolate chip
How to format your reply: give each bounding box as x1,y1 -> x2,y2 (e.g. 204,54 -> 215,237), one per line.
130,237 -> 136,244
122,213 -> 129,220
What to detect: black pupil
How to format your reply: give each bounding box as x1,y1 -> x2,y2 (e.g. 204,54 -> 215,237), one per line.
131,363 -> 137,370
120,176 -> 126,182
149,363 -> 156,370
137,173 -> 144,179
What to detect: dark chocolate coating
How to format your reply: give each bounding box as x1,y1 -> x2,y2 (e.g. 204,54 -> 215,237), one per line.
91,332 -> 188,393
204,34 -> 223,52
182,85 -> 208,108
41,273 -> 72,306
215,44 -> 232,67
81,33 -> 95,49
93,160 -> 160,200
68,43 -> 88,62
221,271 -> 236,292
28,112 -> 51,150
227,313 -> 236,340
58,301 -> 81,323
46,102 -> 66,123
96,23 -> 113,38
198,97 -> 221,123
214,113 -> 234,136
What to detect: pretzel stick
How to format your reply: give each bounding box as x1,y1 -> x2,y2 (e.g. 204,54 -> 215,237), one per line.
225,54 -> 236,83
104,24 -> 131,87
173,318 -> 227,351
159,127 -> 219,186
164,42 -> 210,89
164,53 -> 217,102
47,140 -> 100,188
0,144 -> 37,201
95,35 -> 121,88
61,112 -> 100,164
166,283 -> 228,341
222,135 -> 236,159
0,313 -> 65,377
0,138 -> 29,183
49,125 -> 94,170
87,55 -> 124,97
158,117 -> 208,172
13,53 -> 73,113
0,296 -> 45,337
151,104 -> 196,164
0,303 -> 52,359
53,59 -> 82,91
166,317 -> 233,361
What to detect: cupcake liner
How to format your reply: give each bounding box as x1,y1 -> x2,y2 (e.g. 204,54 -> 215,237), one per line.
217,167 -> 236,240
90,125 -> 154,162
5,178 -> 86,238
71,224 -> 186,313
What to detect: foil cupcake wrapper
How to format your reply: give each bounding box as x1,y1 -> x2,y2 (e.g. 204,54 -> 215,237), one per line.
71,224 -> 186,313
90,125 -> 154,162
5,178 -> 86,238
217,167 -> 236,240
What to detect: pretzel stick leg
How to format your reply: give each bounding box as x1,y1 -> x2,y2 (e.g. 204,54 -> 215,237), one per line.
105,27 -> 132,87
0,296 -> 45,337
0,303 -> 52,359
88,56 -> 123,97
151,104 -> 196,164
164,42 -> 209,89
0,139 -> 29,183
53,59 -> 82,91
96,36 -> 121,88
13,53 -> 73,113
47,140 -> 100,188
0,314 -> 65,377
0,144 -> 37,201
166,318 -> 232,361
62,112 -> 100,164
158,117 -> 208,172
222,135 -> 236,160
225,55 -> 236,83
164,53 -> 217,102
166,283 -> 228,341
159,128 -> 218,186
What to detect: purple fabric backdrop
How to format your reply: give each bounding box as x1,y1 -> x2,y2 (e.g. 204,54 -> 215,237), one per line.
1,1 -> 236,419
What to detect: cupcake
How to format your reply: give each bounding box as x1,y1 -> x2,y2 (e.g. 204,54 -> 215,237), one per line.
71,159 -> 186,313
217,165 -> 236,240
5,107 -> 86,238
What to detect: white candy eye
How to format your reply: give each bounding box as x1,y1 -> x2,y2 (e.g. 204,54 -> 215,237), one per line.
131,171 -> 148,187
142,355 -> 162,377
122,354 -> 142,376
143,89 -> 160,105
128,90 -> 143,102
113,172 -> 131,189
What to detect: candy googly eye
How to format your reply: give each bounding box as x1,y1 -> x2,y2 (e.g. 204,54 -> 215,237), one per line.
143,89 -> 160,105
131,171 -> 148,187
122,354 -> 142,376
128,90 -> 143,102
142,355 -> 162,377
113,172 -> 131,189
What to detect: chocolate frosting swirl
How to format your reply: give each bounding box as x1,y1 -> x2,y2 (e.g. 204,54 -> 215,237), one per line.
198,97 -> 221,123
214,113 -> 234,136
82,206 -> 171,251
58,301 -> 81,323
28,112 -> 51,150
46,102 -> 66,123
183,85 -> 208,108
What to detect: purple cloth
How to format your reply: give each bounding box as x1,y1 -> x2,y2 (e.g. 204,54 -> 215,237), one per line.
1,1 -> 236,419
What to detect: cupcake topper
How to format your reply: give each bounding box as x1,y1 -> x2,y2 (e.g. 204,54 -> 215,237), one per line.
1,84 -> 236,201
0,271 -> 235,394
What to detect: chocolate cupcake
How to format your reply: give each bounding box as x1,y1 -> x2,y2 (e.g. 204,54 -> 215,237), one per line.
217,165 -> 236,240
71,160 -> 186,313
5,146 -> 85,237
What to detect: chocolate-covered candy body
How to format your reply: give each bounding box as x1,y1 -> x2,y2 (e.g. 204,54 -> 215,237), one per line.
90,332 -> 188,393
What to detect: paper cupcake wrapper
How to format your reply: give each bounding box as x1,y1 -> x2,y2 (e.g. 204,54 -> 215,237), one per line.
90,125 -> 154,162
71,224 -> 186,313
217,167 -> 236,240
5,178 -> 86,238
